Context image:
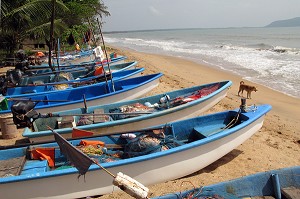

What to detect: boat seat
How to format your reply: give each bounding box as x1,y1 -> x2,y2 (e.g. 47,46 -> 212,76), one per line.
0,156 -> 26,177
21,160 -> 49,175
193,125 -> 225,139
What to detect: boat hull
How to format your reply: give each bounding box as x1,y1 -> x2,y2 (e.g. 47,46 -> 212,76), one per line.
0,105 -> 272,199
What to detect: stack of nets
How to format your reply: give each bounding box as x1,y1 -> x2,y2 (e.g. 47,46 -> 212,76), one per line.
53,72 -> 74,90
109,103 -> 155,120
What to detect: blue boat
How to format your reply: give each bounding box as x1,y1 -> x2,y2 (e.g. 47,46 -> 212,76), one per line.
18,61 -> 138,86
5,68 -> 144,97
0,104 -> 272,199
153,166 -> 300,199
26,55 -> 127,72
22,80 -> 232,143
0,73 -> 163,117
25,57 -> 129,76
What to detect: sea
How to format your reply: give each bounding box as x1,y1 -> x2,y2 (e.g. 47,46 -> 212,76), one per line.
104,27 -> 300,99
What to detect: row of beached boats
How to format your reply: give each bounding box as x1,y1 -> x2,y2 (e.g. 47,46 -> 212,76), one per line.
0,51 -> 298,199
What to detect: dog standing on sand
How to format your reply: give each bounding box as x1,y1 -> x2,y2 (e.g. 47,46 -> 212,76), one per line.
238,81 -> 258,99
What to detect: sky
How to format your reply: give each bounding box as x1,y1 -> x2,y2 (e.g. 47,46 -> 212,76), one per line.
101,0 -> 300,32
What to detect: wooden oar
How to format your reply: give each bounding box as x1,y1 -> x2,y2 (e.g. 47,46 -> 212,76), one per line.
71,125 -> 167,139
7,98 -> 69,102
45,111 -> 153,118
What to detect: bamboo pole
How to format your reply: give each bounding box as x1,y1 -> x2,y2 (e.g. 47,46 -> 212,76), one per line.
96,18 -> 115,92
48,0 -> 56,72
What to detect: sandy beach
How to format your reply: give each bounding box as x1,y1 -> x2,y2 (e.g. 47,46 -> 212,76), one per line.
97,47 -> 300,198
0,47 -> 299,198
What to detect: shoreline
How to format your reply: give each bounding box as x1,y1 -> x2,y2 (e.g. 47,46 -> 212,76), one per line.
0,46 -> 299,198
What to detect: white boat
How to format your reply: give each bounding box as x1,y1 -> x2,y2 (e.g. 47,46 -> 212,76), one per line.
23,81 -> 232,143
0,104 -> 272,199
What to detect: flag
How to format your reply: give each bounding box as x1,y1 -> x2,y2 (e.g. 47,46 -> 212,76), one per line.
53,130 -> 94,176
93,46 -> 105,61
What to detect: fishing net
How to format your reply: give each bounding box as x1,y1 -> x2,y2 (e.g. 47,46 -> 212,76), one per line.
76,115 -> 93,126
109,103 -> 155,120
77,143 -> 123,163
53,72 -> 74,90
170,83 -> 220,107
122,130 -> 181,158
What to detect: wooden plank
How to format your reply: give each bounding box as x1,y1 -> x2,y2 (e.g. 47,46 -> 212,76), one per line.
281,187 -> 300,199
0,156 -> 26,177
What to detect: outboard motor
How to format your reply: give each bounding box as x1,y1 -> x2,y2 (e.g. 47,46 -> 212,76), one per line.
11,100 -> 39,128
15,60 -> 29,72
0,75 -> 7,95
6,69 -> 23,85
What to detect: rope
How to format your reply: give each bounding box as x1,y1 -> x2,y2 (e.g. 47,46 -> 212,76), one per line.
223,108 -> 241,130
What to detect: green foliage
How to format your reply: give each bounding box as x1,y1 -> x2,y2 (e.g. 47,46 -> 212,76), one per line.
0,0 -> 109,57
0,0 -> 69,55
60,24 -> 89,47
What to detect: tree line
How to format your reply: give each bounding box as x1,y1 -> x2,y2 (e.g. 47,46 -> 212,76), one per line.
0,0 -> 110,58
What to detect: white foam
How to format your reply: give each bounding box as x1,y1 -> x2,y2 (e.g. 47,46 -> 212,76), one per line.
105,32 -> 300,98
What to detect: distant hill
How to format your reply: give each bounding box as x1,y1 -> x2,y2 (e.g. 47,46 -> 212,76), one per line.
265,17 -> 300,27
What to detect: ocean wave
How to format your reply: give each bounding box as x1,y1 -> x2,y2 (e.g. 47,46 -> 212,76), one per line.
104,30 -> 300,98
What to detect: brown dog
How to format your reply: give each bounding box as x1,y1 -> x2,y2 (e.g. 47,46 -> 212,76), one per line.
238,81 -> 257,99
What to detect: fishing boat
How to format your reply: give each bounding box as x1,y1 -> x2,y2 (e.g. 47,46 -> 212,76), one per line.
0,104 -> 272,199
153,166 -> 300,199
0,73 -> 162,117
23,80 -> 232,143
26,55 -> 127,72
5,68 -> 144,97
24,56 -> 129,76
18,61 -> 138,86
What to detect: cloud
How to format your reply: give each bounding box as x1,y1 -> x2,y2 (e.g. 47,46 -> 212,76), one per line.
149,6 -> 161,16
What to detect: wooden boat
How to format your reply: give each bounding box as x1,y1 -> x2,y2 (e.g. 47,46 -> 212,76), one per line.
0,73 -> 163,116
23,80 -> 232,143
153,166 -> 300,199
18,61 -> 138,86
5,68 -> 144,97
0,104 -> 272,199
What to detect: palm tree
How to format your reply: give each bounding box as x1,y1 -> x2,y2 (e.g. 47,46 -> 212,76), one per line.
0,0 -> 68,56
